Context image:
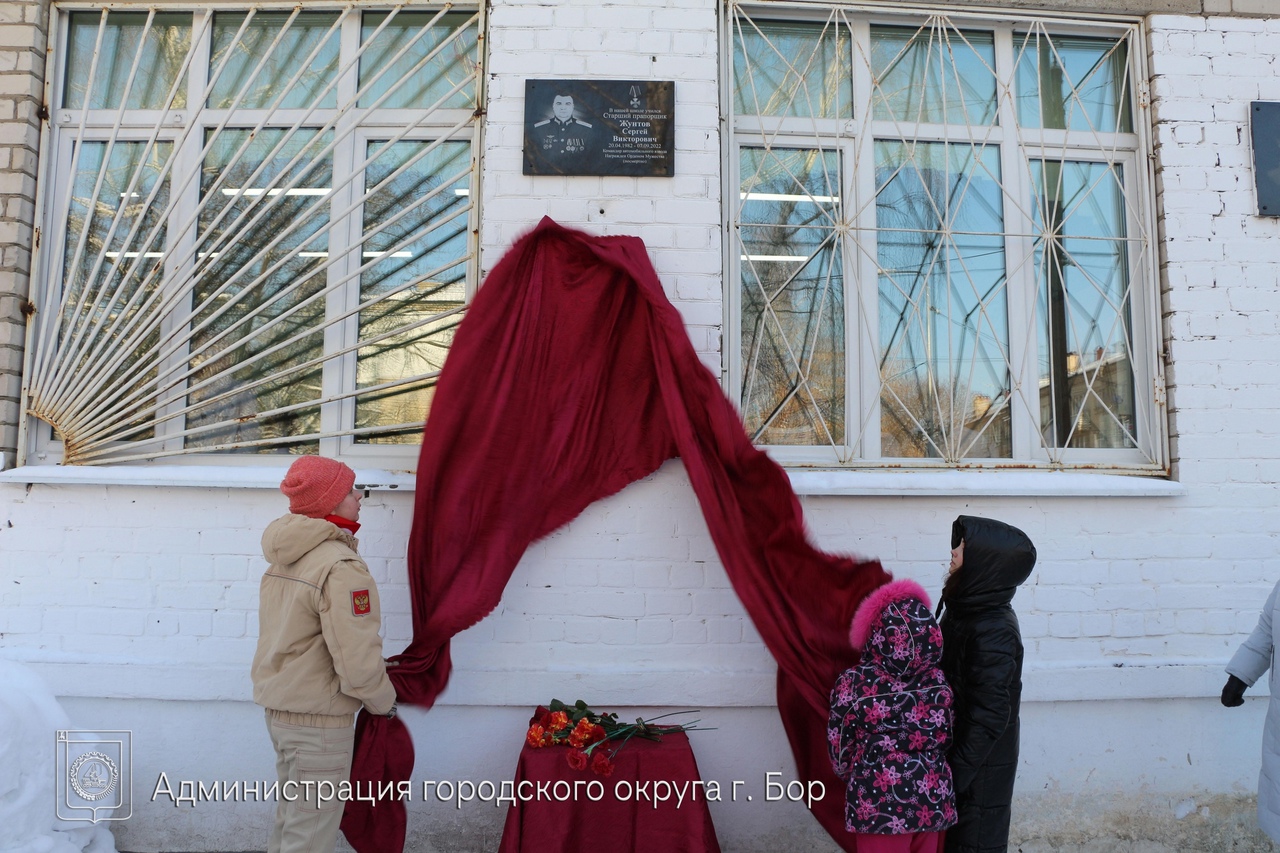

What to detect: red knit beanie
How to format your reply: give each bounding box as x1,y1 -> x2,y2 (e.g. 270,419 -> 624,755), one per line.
280,456 -> 356,518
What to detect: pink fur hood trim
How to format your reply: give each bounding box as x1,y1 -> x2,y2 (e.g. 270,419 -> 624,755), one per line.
848,578 -> 933,651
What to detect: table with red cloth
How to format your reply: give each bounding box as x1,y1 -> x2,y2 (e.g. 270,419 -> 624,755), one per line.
498,719 -> 722,853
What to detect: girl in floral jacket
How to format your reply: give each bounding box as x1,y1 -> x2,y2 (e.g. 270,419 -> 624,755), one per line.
828,579 -> 957,853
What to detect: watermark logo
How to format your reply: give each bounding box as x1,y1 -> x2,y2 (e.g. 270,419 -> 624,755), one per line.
57,730 -> 132,823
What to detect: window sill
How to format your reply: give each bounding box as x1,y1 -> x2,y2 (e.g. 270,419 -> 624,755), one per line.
786,469 -> 1185,497
0,464 -> 417,491
0,464 -> 1182,498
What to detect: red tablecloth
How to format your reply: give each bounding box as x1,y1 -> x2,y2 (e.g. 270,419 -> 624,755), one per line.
498,722 -> 722,853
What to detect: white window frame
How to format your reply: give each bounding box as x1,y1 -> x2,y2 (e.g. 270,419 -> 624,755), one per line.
723,2 -> 1167,474
19,1 -> 486,469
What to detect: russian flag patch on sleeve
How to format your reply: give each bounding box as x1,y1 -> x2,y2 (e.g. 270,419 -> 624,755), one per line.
351,589 -> 371,616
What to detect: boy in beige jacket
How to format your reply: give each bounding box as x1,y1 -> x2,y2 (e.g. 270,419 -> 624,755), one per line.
251,456 -> 397,853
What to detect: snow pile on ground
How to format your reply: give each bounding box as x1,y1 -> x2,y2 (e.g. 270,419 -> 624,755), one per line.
0,659 -> 117,853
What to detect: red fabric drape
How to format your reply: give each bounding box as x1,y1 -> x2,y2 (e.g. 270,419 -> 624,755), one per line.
341,218 -> 890,852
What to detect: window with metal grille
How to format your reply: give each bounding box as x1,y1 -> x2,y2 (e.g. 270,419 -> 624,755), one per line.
21,3 -> 484,466
726,3 -> 1167,473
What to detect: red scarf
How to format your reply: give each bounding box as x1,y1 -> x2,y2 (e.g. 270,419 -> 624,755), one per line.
341,218 -> 888,852
324,515 -> 361,535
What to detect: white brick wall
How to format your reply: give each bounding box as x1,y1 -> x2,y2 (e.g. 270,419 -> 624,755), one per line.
1152,10 -> 1280,505
482,0 -> 723,372
5,3 -> 1280,849
0,0 -> 42,457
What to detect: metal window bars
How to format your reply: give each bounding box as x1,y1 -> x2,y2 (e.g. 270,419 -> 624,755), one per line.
21,3 -> 484,465
727,3 -> 1164,470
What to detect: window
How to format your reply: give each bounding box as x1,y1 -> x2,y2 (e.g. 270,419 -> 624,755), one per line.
22,4 -> 483,466
727,5 -> 1166,472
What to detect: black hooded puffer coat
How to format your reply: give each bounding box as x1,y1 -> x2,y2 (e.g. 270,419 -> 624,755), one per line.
937,515 -> 1036,853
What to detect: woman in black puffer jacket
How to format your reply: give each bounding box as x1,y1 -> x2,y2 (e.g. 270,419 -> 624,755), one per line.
936,515 -> 1037,853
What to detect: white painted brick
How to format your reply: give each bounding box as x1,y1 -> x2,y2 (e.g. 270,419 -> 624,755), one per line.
384,614 -> 411,641
597,565 -> 635,587
1047,613 -> 1081,638
179,611 -> 213,637
1215,610 -> 1248,634
571,590 -> 647,618
1152,14 -> 1207,31
0,24 -> 39,50
1112,612 -> 1146,638
211,610 -> 246,639
1100,637 -> 1168,657
1151,99 -> 1216,124
0,606 -> 40,633
671,619 -> 708,644
1208,15 -> 1265,32
39,607 -> 77,635
1079,612 -> 1114,637
1018,612 -> 1047,639
177,555 -> 215,582
198,637 -> 255,665
635,618 -> 673,644
597,618 -> 638,645
667,565 -> 705,588
703,617 -> 741,644
520,618 -> 560,643
1032,586 -> 1094,612
644,591 -> 693,616
76,608 -> 145,637
690,589 -> 742,617
492,617 -> 530,644
143,612 -> 178,637
557,616 -> 606,644
155,582 -> 225,610
212,555 -> 250,582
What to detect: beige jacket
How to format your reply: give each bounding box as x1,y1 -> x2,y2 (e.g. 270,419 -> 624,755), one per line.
251,514 -> 396,727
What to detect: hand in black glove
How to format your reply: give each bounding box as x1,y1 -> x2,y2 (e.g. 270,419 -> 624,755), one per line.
1221,675 -> 1247,708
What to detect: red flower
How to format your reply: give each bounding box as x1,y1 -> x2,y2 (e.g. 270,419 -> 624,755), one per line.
566,749 -> 589,770
543,710 -> 570,733
568,717 -> 596,748
591,751 -> 614,777
589,724 -> 607,744
526,725 -> 547,748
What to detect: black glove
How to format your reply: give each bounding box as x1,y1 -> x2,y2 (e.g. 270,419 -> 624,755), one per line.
1221,675 -> 1247,707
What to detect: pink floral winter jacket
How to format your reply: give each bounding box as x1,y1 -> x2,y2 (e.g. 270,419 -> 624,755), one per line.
828,579 -> 957,835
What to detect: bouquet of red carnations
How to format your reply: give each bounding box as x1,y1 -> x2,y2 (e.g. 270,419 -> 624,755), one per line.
525,698 -> 705,776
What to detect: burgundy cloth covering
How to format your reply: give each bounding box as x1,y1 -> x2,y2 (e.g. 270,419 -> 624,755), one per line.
497,711 -> 721,853
341,217 -> 890,852
338,710 -> 414,850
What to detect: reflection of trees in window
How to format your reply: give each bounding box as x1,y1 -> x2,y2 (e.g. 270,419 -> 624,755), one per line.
185,129 -> 332,454
46,141 -> 171,452
733,18 -> 850,119
355,140 -> 470,444
729,5 -> 1160,470
871,24 -> 996,126
25,6 -> 482,465
65,12 -> 191,110
1033,160 -> 1136,451
739,146 -> 844,446
876,142 -> 1010,460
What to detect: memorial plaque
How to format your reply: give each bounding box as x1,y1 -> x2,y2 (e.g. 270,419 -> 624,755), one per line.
523,79 -> 675,177
1252,102 -> 1280,216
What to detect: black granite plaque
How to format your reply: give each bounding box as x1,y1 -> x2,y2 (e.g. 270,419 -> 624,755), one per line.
523,79 -> 675,177
1252,102 -> 1280,216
